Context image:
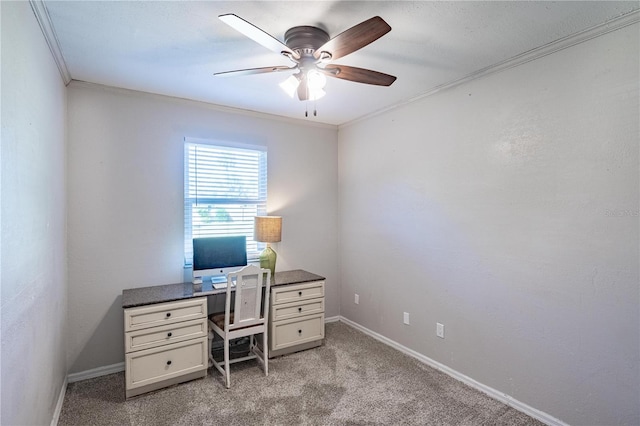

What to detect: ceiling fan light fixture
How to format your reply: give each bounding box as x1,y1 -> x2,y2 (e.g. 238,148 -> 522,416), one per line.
306,69 -> 327,90
308,88 -> 326,101
279,74 -> 300,98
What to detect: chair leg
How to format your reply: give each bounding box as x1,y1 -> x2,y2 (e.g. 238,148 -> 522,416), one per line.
247,333 -> 268,377
263,331 -> 268,376
224,337 -> 231,389
207,328 -> 214,368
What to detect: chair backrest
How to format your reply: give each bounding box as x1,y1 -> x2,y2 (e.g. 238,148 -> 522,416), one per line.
224,264 -> 271,331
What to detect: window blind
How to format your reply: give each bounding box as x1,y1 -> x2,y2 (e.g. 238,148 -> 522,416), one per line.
184,138 -> 267,266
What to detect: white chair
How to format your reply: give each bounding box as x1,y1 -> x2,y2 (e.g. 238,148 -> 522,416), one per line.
208,265 -> 271,388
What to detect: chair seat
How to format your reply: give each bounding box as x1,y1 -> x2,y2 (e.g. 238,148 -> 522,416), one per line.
210,313 -> 233,330
210,313 -> 265,332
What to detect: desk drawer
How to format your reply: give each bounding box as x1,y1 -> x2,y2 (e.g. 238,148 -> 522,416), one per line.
271,298 -> 324,322
125,318 -> 208,353
124,298 -> 206,332
271,281 -> 324,305
270,313 -> 324,351
125,337 -> 207,390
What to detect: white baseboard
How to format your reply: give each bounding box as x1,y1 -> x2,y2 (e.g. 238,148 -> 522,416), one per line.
67,362 -> 125,383
50,376 -> 68,426
338,316 -> 568,426
63,316 -> 563,425
325,315 -> 340,323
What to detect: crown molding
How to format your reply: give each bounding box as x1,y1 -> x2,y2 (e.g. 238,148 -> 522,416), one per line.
341,9 -> 640,129
67,80 -> 338,130
29,0 -> 72,85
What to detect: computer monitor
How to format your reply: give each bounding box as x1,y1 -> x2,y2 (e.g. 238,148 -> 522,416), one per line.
192,236 -> 247,283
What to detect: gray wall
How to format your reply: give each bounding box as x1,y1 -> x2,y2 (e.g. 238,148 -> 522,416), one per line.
338,23 -> 639,426
1,2 -> 68,424
4,3 -> 637,425
66,83 -> 339,373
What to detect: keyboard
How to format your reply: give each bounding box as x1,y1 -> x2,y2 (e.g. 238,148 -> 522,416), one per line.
212,279 -> 236,290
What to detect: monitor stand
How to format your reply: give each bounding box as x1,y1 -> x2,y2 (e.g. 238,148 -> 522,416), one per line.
211,275 -> 227,290
192,275 -> 236,295
211,275 -> 226,284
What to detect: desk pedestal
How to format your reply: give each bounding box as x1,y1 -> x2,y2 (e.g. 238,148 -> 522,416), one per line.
269,280 -> 325,358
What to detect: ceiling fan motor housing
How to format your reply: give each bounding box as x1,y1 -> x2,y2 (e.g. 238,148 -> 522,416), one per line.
284,26 -> 330,58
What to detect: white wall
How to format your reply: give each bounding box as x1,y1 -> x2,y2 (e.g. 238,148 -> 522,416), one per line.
1,2 -> 68,424
338,23 -> 639,426
66,83 -> 338,373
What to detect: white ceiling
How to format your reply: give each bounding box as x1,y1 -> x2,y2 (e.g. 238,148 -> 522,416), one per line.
44,1 -> 638,126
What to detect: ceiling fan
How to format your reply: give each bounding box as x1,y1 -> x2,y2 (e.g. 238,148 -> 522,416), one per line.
215,14 -> 397,103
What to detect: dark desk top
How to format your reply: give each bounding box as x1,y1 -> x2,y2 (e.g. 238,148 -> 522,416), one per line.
122,269 -> 325,309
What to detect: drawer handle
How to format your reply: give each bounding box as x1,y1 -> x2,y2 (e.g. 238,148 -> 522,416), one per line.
298,291 -> 302,296
298,307 -> 302,312
166,312 -> 171,318
166,360 -> 172,366
298,329 -> 302,334
167,332 -> 172,337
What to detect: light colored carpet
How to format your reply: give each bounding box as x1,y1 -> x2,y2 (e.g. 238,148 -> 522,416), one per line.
59,322 -> 544,425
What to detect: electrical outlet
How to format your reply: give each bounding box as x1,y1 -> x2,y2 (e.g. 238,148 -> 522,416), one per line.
403,312 -> 410,325
436,322 -> 445,338
354,294 -> 359,305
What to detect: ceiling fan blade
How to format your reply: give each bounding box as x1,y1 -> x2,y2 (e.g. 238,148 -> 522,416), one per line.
319,64 -> 396,86
314,16 -> 391,61
219,14 -> 299,60
214,66 -> 295,77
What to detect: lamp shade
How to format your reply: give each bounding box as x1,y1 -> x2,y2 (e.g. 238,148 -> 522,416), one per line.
254,216 -> 282,243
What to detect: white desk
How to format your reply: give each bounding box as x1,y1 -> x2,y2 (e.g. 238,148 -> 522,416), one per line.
122,269 -> 325,397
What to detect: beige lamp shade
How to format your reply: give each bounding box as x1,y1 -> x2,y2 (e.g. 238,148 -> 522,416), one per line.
254,216 -> 282,243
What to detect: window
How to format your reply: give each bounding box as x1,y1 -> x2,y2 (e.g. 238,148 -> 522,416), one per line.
184,138 -> 267,266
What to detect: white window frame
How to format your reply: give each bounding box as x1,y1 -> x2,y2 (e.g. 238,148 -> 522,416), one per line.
184,137 -> 267,266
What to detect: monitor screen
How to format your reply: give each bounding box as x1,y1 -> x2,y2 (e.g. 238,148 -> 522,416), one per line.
192,236 -> 247,279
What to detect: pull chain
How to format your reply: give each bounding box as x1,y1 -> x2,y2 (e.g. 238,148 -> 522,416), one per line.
303,90 -> 318,117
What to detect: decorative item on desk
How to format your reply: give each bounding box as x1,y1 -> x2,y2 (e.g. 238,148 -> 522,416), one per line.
254,216 -> 282,278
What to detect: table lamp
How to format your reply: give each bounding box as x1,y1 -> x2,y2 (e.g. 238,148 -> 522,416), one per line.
254,216 -> 282,278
